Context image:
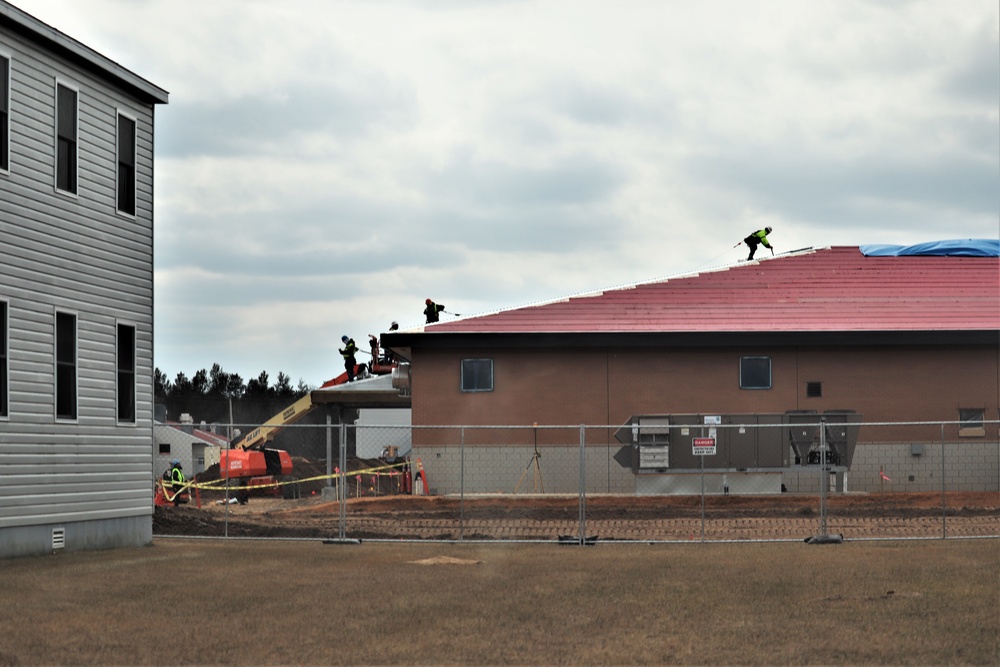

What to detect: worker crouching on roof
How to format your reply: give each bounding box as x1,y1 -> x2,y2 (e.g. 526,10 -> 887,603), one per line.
340,335 -> 358,382
744,227 -> 774,260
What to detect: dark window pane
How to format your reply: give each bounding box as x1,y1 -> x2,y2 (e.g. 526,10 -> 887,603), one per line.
0,110 -> 8,171
57,138 -> 76,192
57,85 -> 76,137
0,57 -> 7,110
117,163 -> 134,214
117,324 -> 136,422
740,357 -> 771,390
461,359 -> 493,392
1,56 -> 8,171
56,85 -> 77,194
55,312 -> 76,419
117,115 -> 135,214
959,408 -> 984,426
0,302 -> 7,417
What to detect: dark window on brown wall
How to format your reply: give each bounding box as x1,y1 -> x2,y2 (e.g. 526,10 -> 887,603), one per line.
461,359 -> 493,392
739,356 -> 771,389
958,408 -> 985,437
806,382 -> 822,398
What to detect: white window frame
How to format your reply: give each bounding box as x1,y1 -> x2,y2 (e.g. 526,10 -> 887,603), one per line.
115,109 -> 137,217
54,309 -> 78,422
54,79 -> 79,197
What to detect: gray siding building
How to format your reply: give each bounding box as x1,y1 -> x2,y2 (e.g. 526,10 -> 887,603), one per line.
0,2 -> 168,558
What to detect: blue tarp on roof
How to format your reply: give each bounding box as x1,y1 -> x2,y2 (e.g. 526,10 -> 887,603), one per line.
860,239 -> 1000,257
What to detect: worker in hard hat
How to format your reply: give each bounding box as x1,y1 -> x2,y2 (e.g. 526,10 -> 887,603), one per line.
424,299 -> 445,324
339,335 -> 358,382
381,322 -> 399,364
169,460 -> 186,506
743,227 -> 774,260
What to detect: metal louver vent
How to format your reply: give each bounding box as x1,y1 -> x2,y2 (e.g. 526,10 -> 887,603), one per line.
52,528 -> 65,550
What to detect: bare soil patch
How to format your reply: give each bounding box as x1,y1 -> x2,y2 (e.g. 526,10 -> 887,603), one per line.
157,464 -> 999,541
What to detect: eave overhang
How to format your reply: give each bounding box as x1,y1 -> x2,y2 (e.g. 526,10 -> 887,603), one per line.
0,3 -> 169,105
382,329 -> 1000,362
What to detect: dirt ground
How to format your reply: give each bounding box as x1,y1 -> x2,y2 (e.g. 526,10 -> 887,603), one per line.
156,460 -> 999,541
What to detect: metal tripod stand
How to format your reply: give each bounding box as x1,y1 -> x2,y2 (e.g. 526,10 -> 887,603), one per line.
514,425 -> 544,494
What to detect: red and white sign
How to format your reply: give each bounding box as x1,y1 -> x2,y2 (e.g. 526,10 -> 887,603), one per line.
692,437 -> 716,456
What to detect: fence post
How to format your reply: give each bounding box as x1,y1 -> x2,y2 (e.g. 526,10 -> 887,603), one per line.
700,444 -> 706,541
326,414 -> 333,492
819,417 -> 828,538
941,422 -> 947,540
339,421 -> 347,540
579,425 -> 586,543
460,427 -> 465,542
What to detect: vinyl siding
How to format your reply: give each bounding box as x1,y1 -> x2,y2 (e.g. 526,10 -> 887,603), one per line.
0,20 -> 158,537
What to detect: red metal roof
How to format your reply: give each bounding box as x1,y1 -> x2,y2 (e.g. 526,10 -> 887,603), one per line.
428,246 -> 1000,334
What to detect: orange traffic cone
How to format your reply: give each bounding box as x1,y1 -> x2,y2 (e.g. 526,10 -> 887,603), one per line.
413,458 -> 429,495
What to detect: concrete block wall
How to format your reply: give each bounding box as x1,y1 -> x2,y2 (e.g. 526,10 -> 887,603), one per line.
846,442 -> 999,493
411,441 -> 999,496
412,445 -> 635,495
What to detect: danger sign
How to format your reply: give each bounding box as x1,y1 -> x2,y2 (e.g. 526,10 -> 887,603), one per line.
692,437 -> 716,456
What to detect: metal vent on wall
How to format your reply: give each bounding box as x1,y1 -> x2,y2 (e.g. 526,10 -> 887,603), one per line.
391,363 -> 412,396
52,527 -> 65,550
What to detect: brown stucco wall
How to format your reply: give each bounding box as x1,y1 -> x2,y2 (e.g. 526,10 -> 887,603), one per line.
411,344 -> 999,446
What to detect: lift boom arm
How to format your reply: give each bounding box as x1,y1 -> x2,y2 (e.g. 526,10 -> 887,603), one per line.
231,393 -> 317,451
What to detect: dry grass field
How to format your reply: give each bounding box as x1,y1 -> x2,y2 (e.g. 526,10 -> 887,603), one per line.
1,537 -> 997,666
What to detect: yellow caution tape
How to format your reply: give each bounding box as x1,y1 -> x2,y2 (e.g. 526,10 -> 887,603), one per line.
178,459 -> 413,492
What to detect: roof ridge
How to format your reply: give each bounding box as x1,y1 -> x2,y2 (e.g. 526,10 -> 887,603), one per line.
444,246 -> 825,322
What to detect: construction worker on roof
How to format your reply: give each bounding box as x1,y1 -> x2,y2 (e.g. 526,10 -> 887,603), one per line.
339,335 -> 358,382
383,322 -> 399,364
743,227 -> 774,261
424,299 -> 445,324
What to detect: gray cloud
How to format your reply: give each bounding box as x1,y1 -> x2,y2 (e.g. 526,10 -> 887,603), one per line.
157,81 -> 418,158
941,20 -> 1000,105
17,0 -> 994,384
682,145 -> 999,230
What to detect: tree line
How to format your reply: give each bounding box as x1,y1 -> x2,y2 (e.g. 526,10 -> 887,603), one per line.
154,363 -> 314,429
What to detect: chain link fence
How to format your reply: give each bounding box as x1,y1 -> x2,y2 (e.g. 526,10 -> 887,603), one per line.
156,419 -> 999,543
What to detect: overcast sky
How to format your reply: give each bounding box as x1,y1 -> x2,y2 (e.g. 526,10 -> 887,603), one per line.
13,0 -> 999,388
